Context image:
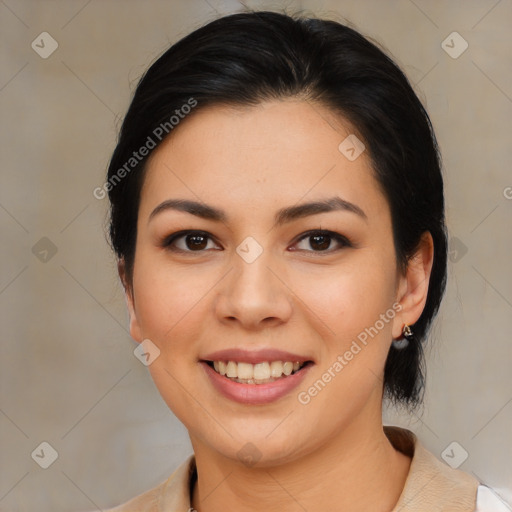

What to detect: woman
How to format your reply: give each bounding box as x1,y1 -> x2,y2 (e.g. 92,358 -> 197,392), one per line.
103,11 -> 506,512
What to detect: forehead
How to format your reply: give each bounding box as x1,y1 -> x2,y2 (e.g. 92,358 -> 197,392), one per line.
139,99 -> 388,223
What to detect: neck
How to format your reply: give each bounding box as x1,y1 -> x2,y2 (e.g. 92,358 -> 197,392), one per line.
190,410 -> 411,512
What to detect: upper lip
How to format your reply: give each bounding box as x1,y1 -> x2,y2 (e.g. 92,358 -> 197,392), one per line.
201,348 -> 314,364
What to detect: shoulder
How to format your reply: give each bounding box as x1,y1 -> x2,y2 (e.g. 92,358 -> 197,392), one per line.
475,485 -> 511,512
102,454 -> 196,512
102,480 -> 167,512
385,427 -> 510,512
386,427 -> 479,510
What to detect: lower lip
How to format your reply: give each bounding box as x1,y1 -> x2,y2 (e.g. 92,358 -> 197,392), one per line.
200,361 -> 313,405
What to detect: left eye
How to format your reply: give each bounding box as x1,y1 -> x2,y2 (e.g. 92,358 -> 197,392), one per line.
292,230 -> 351,252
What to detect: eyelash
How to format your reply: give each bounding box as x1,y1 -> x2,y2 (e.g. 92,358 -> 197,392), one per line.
161,229 -> 352,255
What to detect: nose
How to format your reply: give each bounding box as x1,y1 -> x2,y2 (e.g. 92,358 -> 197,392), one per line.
214,248 -> 293,331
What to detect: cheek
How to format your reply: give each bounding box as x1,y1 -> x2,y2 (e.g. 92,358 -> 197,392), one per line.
291,252 -> 397,343
289,250 -> 398,412
131,254 -> 212,352
132,260 -> 213,422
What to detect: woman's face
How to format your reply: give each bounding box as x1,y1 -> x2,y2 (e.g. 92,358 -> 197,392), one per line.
124,99 -> 416,466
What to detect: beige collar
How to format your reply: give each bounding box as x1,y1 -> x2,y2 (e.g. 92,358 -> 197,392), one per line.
385,426 -> 479,511
111,426 -> 479,511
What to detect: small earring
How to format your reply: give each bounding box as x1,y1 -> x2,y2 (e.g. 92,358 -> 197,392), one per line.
403,324 -> 413,339
392,324 -> 414,350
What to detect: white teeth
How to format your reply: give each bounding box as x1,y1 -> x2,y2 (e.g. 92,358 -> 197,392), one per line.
226,361 -> 237,378
270,361 -> 283,378
283,362 -> 293,376
210,360 -> 305,382
237,362 -> 253,380
253,362 -> 270,380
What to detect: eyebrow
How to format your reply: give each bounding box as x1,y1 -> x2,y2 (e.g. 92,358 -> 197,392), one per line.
148,196 -> 367,225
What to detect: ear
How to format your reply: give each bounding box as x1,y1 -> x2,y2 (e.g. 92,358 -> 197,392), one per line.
392,232 -> 435,339
118,258 -> 143,343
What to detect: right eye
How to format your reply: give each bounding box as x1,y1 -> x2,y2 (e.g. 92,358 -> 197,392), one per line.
161,230 -> 222,253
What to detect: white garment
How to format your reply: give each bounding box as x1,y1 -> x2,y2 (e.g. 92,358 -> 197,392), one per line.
475,485 -> 511,511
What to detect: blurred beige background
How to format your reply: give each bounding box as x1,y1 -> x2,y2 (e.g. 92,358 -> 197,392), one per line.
1,0 -> 511,510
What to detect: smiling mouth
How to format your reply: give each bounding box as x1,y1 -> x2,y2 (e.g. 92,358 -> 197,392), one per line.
204,360 -> 312,384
